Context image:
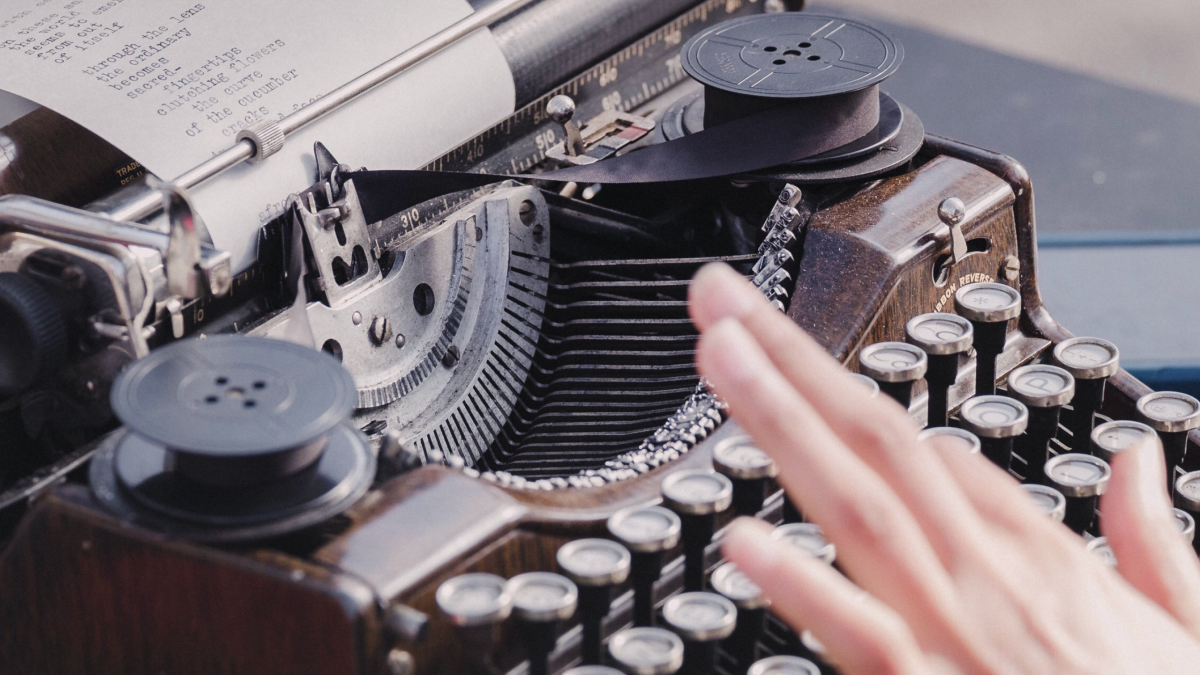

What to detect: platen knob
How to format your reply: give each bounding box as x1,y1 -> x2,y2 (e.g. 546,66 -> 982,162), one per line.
0,272 -> 67,396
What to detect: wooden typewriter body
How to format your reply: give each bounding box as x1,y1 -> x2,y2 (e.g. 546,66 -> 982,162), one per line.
1,133 -> 1180,675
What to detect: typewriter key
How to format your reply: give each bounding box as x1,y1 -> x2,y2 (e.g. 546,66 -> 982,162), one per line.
958,395 -> 1029,472
1136,391 -> 1200,490
771,522 -> 836,565
557,539 -> 632,664
711,562 -> 770,672
608,505 -> 683,627
436,573 -> 513,674
1053,337 -> 1119,452
906,312 -> 973,427
918,426 -> 982,454
565,667 -> 624,675
858,341 -> 928,409
850,372 -> 881,398
1173,472 -> 1200,554
712,435 -> 779,517
1044,453 -> 1111,535
954,282 -> 1021,396
508,572 -> 579,675
1089,420 -> 1158,464
748,655 -> 822,675
1086,536 -> 1118,568
1021,484 -> 1067,523
661,470 -> 733,591
608,627 -> 684,675
1175,508 -> 1196,543
89,335 -> 373,543
1007,364 -> 1074,477
662,592 -> 738,675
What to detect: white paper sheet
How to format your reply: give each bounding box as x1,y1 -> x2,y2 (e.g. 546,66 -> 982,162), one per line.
0,0 -> 515,271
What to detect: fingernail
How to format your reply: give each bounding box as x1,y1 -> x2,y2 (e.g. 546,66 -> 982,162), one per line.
691,263 -> 762,323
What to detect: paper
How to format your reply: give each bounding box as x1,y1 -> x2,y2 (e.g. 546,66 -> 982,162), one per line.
0,0 -> 515,271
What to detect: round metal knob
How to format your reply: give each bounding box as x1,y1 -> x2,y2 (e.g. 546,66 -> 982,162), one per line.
1020,484 -> 1066,523
713,436 -> 778,481
748,655 -> 822,675
858,341 -> 928,383
608,627 -> 684,675
959,395 -> 1029,438
953,282 -> 1021,323
1086,536 -> 1117,567
557,538 -> 632,587
546,95 -> 577,125
1136,391 -> 1200,433
937,197 -> 966,226
661,470 -> 733,516
771,522 -> 836,564
1053,337 -> 1119,380
917,426 -> 981,454
607,505 -> 682,553
905,312 -> 973,355
1045,453 -> 1111,498
1090,420 -> 1157,463
849,372 -> 880,398
1007,364 -> 1075,408
710,562 -> 769,610
508,572 -> 578,623
662,592 -> 738,642
436,573 -> 513,627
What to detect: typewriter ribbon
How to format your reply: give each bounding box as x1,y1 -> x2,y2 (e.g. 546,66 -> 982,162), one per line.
344,13 -> 914,223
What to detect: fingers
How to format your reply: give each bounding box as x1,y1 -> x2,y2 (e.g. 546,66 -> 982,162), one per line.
1101,439 -> 1200,638
722,519 -> 927,675
690,263 -> 987,564
695,316 -> 966,644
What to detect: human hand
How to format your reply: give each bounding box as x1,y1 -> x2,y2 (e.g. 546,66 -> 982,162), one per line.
688,262 -> 1200,674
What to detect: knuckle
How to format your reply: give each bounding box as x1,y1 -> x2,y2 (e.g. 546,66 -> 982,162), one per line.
828,489 -> 904,551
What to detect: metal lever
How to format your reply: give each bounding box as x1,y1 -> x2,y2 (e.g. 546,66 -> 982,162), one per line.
938,197 -> 968,264
546,95 -> 585,157
157,180 -> 203,298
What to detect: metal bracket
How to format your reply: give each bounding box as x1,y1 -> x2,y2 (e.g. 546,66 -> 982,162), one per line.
291,177 -> 382,308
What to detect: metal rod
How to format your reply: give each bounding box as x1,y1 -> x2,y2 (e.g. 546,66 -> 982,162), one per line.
107,0 -> 536,223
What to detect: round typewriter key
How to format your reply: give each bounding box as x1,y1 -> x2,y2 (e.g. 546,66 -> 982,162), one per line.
1137,391 -> 1200,490
771,523 -> 836,565
558,539 -> 632,664
661,470 -> 733,591
1007,364 -> 1074,475
1175,508 -> 1196,543
1086,536 -> 1118,568
958,395 -> 1028,471
858,341 -> 928,409
712,562 -> 769,671
608,505 -> 682,627
918,426 -> 981,454
850,372 -> 881,399
1044,453 -> 1111,535
508,572 -> 578,675
662,592 -> 737,675
608,627 -> 684,675
713,435 -> 778,517
436,573 -> 512,673
906,312 -> 973,427
748,655 -> 822,675
954,282 -> 1021,396
1053,337 -> 1119,452
1021,484 -> 1067,523
1090,419 -> 1157,466
1173,471 -> 1200,554
565,667 -> 624,675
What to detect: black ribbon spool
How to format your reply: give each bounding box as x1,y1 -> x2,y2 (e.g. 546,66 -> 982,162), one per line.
90,335 -> 374,542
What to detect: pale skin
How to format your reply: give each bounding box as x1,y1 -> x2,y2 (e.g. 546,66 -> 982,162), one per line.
688,262 -> 1200,674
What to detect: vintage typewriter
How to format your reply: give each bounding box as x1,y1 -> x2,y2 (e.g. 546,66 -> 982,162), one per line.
3,1 -> 1199,674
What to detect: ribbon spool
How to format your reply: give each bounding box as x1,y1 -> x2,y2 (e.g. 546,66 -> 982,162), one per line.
90,335 -> 375,542
662,12 -> 923,182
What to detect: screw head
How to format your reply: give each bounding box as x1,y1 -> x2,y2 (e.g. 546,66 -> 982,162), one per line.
546,95 -> 576,125
395,333 -> 406,349
351,311 -> 363,325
